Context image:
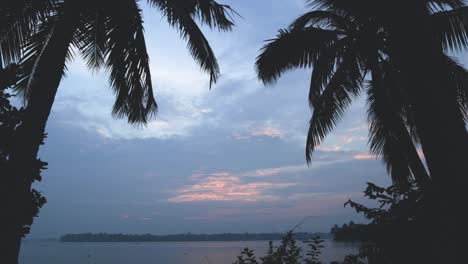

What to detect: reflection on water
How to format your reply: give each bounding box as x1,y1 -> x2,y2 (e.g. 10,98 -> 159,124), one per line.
20,239 -> 360,264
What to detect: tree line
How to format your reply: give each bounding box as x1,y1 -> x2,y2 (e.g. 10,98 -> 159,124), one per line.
60,232 -> 331,242
330,222 -> 367,242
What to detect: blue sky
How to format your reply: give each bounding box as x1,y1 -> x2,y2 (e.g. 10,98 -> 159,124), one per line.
28,0 -> 397,238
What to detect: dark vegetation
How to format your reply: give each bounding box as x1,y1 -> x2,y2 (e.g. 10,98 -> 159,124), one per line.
330,222 -> 367,242
60,232 -> 331,243
233,232 -> 364,264
1,65 -> 47,258
234,180 -> 424,264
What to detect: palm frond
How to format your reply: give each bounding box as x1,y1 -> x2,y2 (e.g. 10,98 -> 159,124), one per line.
0,63 -> 19,89
431,6 -> 468,52
14,16 -> 56,101
443,55 -> 468,122
256,27 -> 338,85
428,0 -> 465,11
149,0 -> 235,87
306,0 -> 346,9
290,10 -> 350,31
106,0 -> 157,124
188,0 -> 237,30
308,40 -> 344,108
306,0 -> 374,17
367,69 -> 429,186
169,15 -> 220,87
148,0 -> 236,30
0,0 -> 56,67
306,53 -> 363,163
75,9 -> 109,70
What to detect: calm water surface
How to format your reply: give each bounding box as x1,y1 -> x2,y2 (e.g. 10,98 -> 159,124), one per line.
20,239 -> 360,264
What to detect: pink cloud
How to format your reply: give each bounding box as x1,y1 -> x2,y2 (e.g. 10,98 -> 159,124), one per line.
120,214 -> 129,219
250,127 -> 282,138
353,154 -> 379,160
232,125 -> 283,141
168,172 -> 295,203
140,217 -> 152,221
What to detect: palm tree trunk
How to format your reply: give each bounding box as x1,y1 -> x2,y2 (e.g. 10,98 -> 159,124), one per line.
395,20 -> 468,263
1,6 -> 79,263
408,68 -> 468,264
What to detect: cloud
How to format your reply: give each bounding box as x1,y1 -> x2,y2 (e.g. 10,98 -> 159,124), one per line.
231,122 -> 285,141
250,192 -> 361,217
342,136 -> 367,144
180,192 -> 363,223
238,148 -> 378,179
353,154 -> 379,160
166,156 -> 371,205
252,167 -> 282,177
243,164 -> 308,177
168,172 -> 295,203
346,124 -> 368,133
251,127 -> 282,138
316,146 -> 346,152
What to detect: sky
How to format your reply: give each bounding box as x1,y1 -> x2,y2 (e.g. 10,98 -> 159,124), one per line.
27,0 -> 397,238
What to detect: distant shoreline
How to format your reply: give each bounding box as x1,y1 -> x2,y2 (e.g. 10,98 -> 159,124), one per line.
60,232 -> 332,243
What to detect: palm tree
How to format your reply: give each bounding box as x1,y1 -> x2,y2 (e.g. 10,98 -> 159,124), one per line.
1,2 -> 57,262
258,2 -> 422,185
0,0 -> 235,262
256,0 -> 468,262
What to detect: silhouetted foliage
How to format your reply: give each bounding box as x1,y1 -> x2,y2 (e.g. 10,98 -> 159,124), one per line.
330,222 -> 367,242
0,65 -> 47,237
344,181 -> 430,264
304,236 -> 324,264
233,181 -> 435,264
0,0 -> 56,68
235,248 -> 259,264
233,232 -> 364,264
270,181 -> 428,264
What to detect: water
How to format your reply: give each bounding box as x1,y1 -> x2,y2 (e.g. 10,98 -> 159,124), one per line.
20,239 -> 360,264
